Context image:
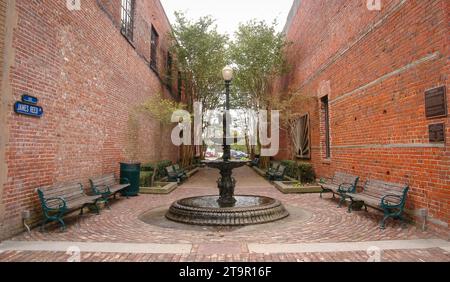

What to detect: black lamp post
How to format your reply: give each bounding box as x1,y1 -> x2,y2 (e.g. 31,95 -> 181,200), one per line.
222,65 -> 233,161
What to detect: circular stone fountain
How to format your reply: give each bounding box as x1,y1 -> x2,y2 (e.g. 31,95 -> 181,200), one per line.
165,67 -> 289,226
166,195 -> 289,226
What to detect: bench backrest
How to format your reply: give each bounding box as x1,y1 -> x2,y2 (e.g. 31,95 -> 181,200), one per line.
363,179 -> 408,204
90,174 -> 116,188
37,183 -> 85,208
331,172 -> 359,187
269,162 -> 279,170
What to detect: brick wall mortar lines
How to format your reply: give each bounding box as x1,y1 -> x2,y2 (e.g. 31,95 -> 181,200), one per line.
0,0 -> 179,239
273,0 -> 449,230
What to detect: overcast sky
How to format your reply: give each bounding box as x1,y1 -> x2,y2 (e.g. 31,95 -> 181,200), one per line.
160,0 -> 294,37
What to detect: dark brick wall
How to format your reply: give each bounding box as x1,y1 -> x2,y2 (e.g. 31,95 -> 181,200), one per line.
0,0 -> 179,239
273,0 -> 449,230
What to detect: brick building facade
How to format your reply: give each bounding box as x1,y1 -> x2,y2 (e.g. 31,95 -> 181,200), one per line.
272,0 -> 449,231
0,0 -> 180,239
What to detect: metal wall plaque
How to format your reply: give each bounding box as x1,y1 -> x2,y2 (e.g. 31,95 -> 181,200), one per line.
425,86 -> 447,118
14,101 -> 43,118
429,123 -> 445,143
21,94 -> 38,105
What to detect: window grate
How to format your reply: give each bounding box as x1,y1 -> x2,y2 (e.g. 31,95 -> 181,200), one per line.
150,26 -> 159,71
120,0 -> 135,42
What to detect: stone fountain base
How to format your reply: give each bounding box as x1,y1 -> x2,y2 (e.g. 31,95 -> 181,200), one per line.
165,195 -> 289,226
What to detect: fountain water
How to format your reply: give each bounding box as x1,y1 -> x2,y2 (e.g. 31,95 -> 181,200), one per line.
165,66 -> 289,226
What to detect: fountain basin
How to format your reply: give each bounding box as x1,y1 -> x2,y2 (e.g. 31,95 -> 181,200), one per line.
165,195 -> 289,226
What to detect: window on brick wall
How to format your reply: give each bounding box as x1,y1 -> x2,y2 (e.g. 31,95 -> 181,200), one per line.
150,26 -> 159,72
294,114 -> 311,159
166,52 -> 173,89
321,96 -> 331,159
120,0 -> 135,42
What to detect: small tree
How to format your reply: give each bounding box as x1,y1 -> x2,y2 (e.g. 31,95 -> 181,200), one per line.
140,93 -> 186,185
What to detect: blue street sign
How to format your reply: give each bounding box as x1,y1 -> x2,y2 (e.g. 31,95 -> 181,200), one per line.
21,94 -> 38,105
14,101 -> 43,118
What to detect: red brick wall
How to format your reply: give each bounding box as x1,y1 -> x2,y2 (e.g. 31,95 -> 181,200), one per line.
273,0 -> 449,230
0,0 -> 179,239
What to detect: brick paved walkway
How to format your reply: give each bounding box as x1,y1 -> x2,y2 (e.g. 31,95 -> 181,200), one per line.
0,166 -> 449,262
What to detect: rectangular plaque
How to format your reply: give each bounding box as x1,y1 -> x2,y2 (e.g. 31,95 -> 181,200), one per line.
429,123 -> 445,143
425,86 -> 447,118
14,101 -> 43,118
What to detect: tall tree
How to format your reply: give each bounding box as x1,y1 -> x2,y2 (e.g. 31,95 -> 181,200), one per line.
170,12 -> 229,163
230,20 -> 289,167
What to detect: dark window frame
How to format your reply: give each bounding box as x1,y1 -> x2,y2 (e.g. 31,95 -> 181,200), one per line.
321,96 -> 331,159
120,0 -> 135,42
166,51 -> 173,89
150,26 -> 159,72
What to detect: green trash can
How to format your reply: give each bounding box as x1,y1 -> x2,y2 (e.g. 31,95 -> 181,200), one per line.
120,162 -> 141,196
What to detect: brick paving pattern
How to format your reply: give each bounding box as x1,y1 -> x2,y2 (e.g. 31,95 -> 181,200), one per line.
1,167 -> 448,262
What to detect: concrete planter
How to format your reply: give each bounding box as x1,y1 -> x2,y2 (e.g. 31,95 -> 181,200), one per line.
139,182 -> 178,194
274,181 -> 322,194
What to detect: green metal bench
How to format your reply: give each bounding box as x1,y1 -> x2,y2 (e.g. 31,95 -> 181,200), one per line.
319,172 -> 359,207
265,162 -> 280,178
37,183 -> 102,231
166,165 -> 187,182
267,164 -> 286,181
89,174 -> 130,208
346,179 -> 409,229
173,164 -> 188,179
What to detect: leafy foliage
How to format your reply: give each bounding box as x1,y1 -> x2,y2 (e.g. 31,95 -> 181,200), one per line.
230,20 -> 289,109
140,92 -> 186,124
280,160 -> 316,183
171,12 -> 229,111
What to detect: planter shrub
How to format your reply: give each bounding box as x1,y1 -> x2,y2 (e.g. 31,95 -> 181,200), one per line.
140,171 -> 153,187
280,160 -> 316,184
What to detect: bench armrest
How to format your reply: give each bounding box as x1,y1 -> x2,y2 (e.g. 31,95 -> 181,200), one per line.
338,183 -> 355,193
43,197 -> 67,211
381,194 -> 403,208
93,184 -> 110,195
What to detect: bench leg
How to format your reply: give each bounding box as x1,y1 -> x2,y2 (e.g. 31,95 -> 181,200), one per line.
380,215 -> 389,230
347,199 -> 353,213
338,195 -> 345,208
57,218 -> 66,232
94,202 -> 100,215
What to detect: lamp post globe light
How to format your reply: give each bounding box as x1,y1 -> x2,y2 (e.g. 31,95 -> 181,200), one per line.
222,65 -> 234,81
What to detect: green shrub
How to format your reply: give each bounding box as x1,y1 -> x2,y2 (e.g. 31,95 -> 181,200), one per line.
141,163 -> 154,172
298,162 -> 316,183
156,160 -> 172,179
280,160 -> 316,183
140,171 -> 153,187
